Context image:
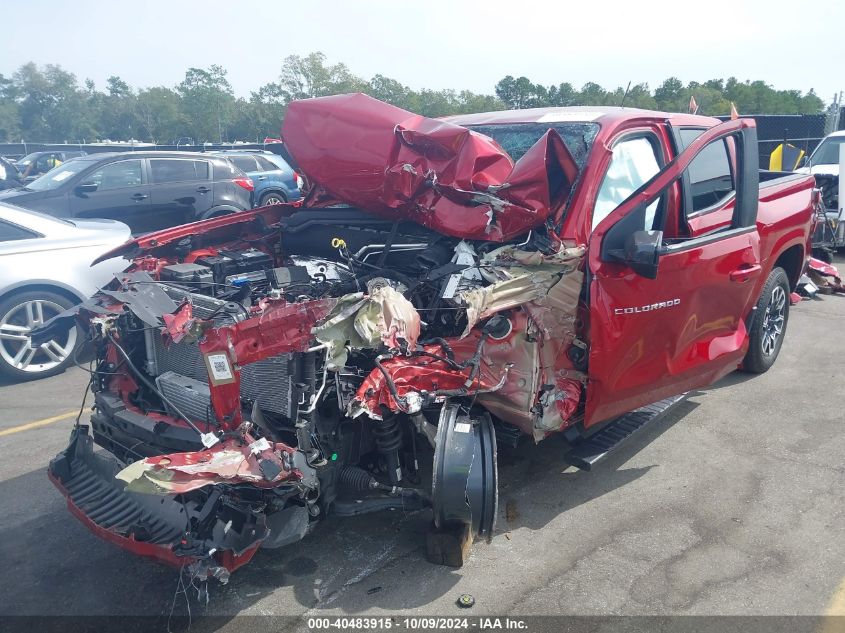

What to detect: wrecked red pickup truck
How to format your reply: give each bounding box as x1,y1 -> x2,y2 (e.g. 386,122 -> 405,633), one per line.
42,94 -> 816,578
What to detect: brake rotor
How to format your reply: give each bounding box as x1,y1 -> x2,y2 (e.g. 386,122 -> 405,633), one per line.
431,403 -> 498,541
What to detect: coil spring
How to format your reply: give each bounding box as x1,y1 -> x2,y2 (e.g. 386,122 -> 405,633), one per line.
372,416 -> 402,454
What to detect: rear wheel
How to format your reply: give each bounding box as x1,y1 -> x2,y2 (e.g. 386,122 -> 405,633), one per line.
742,267 -> 790,374
259,191 -> 287,206
0,290 -> 78,381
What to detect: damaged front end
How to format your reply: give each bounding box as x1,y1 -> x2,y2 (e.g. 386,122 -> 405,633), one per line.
45,94 -> 590,576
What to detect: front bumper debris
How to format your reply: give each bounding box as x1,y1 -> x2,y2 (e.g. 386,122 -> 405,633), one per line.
48,426 -> 262,573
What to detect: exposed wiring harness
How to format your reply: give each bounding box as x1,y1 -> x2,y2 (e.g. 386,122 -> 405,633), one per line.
373,316 -> 511,411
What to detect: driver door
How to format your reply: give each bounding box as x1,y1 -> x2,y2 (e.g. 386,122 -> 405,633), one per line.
69,158 -> 151,230
585,119 -> 762,426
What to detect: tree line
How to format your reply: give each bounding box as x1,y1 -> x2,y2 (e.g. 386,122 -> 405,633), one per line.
0,52 -> 828,144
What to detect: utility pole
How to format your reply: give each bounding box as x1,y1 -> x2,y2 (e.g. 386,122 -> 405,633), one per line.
217,91 -> 222,144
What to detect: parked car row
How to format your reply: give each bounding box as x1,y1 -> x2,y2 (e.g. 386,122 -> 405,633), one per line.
0,149 -> 301,234
215,150 -> 303,207
0,152 -> 253,234
0,148 -> 303,381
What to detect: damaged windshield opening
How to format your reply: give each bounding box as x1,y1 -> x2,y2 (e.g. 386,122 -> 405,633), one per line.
468,122 -> 600,224
466,122 -> 600,166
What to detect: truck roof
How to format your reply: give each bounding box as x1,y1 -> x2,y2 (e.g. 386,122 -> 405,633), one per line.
443,106 -> 720,128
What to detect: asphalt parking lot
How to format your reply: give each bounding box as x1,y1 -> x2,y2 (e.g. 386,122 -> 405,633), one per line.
0,263 -> 844,624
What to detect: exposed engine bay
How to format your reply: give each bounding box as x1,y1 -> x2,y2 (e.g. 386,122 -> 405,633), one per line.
43,94 -> 590,577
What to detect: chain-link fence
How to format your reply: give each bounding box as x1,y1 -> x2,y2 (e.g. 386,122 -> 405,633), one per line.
0,141 -> 287,162
4,109 -> 844,169
717,113 -> 831,169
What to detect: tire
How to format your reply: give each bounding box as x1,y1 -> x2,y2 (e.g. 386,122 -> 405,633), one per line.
0,290 -> 79,381
742,267 -> 790,374
259,191 -> 287,206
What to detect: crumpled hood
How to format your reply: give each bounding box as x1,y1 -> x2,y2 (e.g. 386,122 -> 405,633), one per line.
282,93 -> 580,242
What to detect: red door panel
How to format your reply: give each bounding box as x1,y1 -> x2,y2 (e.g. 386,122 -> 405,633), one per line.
585,230 -> 760,426
584,118 -> 762,427
687,199 -> 734,236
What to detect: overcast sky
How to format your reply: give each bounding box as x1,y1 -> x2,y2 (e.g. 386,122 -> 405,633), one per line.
2,0 -> 842,102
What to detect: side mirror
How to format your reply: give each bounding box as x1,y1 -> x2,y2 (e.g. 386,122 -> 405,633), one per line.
76,182 -> 98,194
608,230 -> 662,279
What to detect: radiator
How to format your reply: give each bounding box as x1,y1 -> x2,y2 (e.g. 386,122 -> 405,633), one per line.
156,371 -> 216,424
240,354 -> 299,419
141,286 -> 302,421
145,329 -> 300,420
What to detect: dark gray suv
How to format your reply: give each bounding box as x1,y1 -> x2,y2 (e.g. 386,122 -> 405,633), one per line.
0,151 -> 254,234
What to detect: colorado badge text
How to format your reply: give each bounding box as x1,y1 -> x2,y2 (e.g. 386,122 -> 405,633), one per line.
614,298 -> 681,315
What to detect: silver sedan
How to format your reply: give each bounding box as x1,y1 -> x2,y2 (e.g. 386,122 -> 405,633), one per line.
0,202 -> 130,381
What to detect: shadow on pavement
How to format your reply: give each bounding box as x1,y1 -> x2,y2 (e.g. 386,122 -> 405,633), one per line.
495,398 -> 700,532
0,462 -> 457,619
0,396 -> 701,620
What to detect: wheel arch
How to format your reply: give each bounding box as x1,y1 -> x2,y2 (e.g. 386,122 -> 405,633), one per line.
772,244 -> 805,290
258,188 -> 288,204
199,205 -> 240,220
0,281 -> 83,380
0,281 -> 86,307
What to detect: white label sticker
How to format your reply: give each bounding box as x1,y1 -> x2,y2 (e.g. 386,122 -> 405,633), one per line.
51,170 -> 75,182
207,353 -> 233,381
249,437 -> 271,455
454,422 -> 472,434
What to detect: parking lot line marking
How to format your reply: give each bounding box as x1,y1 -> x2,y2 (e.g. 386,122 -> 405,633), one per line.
820,577 -> 845,633
0,411 -> 77,437
827,577 -> 845,616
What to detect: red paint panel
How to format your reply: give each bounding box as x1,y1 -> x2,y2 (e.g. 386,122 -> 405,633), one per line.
808,257 -> 840,278
282,93 -> 579,241
92,204 -> 296,264
687,201 -> 735,236
356,337 -> 502,414
198,299 -> 336,428
142,438 -> 298,491
162,301 -> 194,343
586,231 -> 760,425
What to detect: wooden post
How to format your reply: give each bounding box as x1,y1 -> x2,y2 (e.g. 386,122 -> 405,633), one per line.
425,522 -> 473,568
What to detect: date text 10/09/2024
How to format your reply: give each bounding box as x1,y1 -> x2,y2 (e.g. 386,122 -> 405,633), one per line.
307,617 -> 530,630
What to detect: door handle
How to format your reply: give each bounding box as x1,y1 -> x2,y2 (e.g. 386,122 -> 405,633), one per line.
131,193 -> 149,201
196,186 -> 211,193
257,176 -> 267,180
729,263 -> 762,283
